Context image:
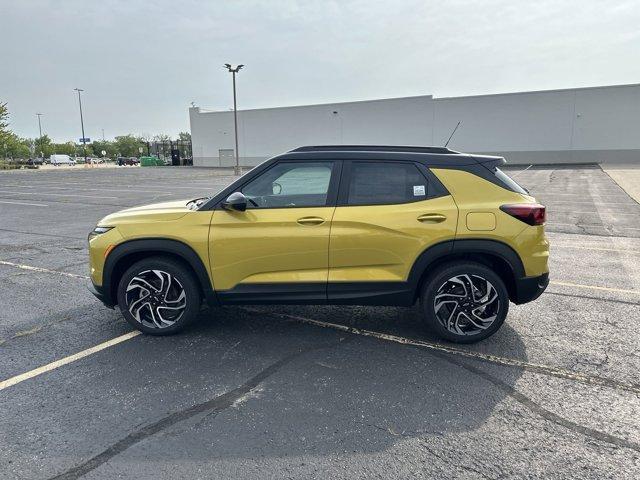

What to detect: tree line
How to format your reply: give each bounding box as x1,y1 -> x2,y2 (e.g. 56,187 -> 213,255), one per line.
1,101 -> 190,160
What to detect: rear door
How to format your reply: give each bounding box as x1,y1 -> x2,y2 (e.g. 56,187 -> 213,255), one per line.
328,160 -> 458,300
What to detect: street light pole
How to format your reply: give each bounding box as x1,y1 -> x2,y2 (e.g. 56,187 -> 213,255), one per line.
74,88 -> 87,164
36,113 -> 43,138
36,113 -> 44,161
224,63 -> 244,175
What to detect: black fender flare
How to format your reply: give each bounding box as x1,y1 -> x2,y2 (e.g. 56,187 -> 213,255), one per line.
407,238 -> 525,293
103,238 -> 217,307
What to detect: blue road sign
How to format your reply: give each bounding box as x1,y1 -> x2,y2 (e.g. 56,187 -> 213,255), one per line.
79,138 -> 91,143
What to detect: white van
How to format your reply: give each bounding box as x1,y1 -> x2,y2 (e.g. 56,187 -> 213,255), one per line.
49,154 -> 76,166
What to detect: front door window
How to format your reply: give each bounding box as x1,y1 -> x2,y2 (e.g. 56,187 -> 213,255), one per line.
241,162 -> 333,208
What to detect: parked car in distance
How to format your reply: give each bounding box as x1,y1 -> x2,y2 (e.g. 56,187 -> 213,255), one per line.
88,145 -> 549,343
27,158 -> 44,166
116,157 -> 140,166
85,157 -> 104,164
50,154 -> 76,166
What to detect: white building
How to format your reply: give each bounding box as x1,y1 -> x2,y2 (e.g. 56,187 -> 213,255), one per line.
189,83 -> 640,167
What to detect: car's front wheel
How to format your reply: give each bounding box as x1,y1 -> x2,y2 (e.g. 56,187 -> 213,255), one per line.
117,257 -> 201,335
420,261 -> 509,343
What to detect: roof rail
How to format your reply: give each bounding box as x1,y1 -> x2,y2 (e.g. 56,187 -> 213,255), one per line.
289,145 -> 458,155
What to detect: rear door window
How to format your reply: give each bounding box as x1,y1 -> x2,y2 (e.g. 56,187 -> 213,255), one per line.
347,161 -> 428,205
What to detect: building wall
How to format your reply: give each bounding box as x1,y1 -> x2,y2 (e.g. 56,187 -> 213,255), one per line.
189,83 -> 640,167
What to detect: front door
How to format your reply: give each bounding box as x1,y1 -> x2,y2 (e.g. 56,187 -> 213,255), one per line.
328,160 -> 458,303
210,160 -> 340,303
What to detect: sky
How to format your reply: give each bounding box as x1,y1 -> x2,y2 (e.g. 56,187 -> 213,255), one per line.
1,0 -> 639,142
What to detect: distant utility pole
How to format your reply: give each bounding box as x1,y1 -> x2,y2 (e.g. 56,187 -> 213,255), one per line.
102,128 -> 105,141
36,113 -> 43,138
36,113 -> 44,160
224,63 -> 244,175
74,88 -> 88,164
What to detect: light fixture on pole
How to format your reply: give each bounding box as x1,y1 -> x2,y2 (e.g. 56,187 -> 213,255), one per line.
36,113 -> 44,160
74,88 -> 88,164
224,63 -> 244,175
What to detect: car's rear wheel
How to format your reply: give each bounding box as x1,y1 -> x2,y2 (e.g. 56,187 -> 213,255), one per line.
117,257 -> 201,335
420,261 -> 508,343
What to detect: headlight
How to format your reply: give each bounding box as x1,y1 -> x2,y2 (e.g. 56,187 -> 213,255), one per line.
88,226 -> 114,241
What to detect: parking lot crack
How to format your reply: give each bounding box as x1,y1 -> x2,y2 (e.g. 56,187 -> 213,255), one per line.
47,339 -> 344,480
545,291 -> 640,308
434,352 -> 640,454
0,315 -> 77,346
0,227 -> 85,241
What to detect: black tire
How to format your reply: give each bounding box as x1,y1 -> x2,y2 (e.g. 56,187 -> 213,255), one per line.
117,256 -> 201,335
420,261 -> 509,343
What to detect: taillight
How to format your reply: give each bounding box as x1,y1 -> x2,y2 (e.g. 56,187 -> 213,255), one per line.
500,203 -> 546,226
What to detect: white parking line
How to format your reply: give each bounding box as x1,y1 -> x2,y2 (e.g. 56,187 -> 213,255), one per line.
540,193 -> 630,198
544,201 -> 635,206
0,260 -> 88,279
0,200 -> 49,207
548,222 -> 640,231
0,184 -> 185,195
0,190 -> 119,199
0,182 -> 216,191
551,281 -> 640,295
553,211 -> 640,216
0,331 -> 140,391
552,245 -> 640,254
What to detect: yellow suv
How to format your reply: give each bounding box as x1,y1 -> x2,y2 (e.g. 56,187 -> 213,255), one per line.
88,145 -> 549,343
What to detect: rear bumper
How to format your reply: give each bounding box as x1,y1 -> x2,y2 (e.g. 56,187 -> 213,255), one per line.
88,282 -> 115,309
513,272 -> 549,304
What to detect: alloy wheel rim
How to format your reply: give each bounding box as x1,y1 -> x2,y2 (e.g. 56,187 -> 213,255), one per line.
433,274 -> 500,336
125,269 -> 186,329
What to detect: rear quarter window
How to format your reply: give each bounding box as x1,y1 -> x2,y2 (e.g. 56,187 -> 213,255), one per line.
493,167 -> 529,195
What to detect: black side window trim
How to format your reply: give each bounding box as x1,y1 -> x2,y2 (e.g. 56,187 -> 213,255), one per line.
417,163 -> 449,198
337,160 -> 447,207
220,159 -> 343,210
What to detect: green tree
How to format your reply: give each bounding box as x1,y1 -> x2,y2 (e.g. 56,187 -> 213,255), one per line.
178,131 -> 191,142
152,133 -> 171,143
91,139 -> 117,158
33,134 -> 55,158
53,142 -> 76,156
74,143 -> 95,158
2,133 -> 30,159
0,102 -> 9,138
114,134 -> 146,157
1,102 -> 14,156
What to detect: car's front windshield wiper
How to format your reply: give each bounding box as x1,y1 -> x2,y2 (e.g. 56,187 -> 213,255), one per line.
187,196 -> 210,210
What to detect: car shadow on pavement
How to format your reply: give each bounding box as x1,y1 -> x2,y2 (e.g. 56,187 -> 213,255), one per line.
107,304 -> 527,463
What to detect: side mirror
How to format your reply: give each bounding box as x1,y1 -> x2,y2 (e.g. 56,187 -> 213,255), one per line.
222,192 -> 248,212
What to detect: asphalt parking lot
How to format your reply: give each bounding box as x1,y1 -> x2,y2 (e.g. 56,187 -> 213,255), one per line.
1,165 -> 639,479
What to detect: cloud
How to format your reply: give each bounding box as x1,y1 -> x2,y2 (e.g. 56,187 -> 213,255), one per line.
1,0 -> 639,141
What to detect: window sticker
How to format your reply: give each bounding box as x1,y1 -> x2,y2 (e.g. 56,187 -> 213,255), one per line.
413,185 -> 426,196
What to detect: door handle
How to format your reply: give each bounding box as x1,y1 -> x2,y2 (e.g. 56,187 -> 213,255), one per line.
297,216 -> 325,226
417,213 -> 447,223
